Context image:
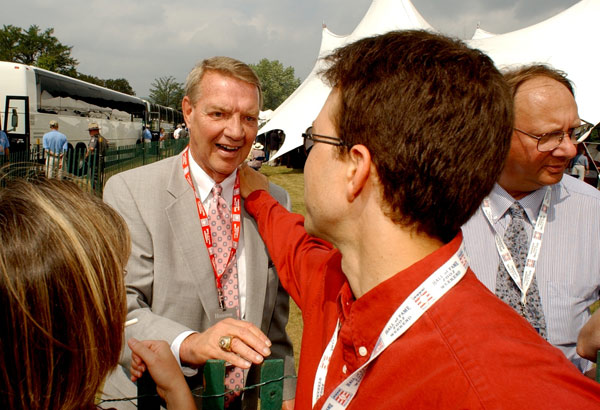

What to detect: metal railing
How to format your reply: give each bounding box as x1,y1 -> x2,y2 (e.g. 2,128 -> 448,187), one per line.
0,138 -> 189,196
98,359 -> 286,410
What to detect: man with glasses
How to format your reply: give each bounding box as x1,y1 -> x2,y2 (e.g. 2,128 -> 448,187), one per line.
238,32 -> 600,408
462,64 -> 600,375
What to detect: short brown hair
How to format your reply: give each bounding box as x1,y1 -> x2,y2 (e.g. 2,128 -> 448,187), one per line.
184,56 -> 263,108
503,64 -> 574,97
321,30 -> 513,243
0,178 -> 130,410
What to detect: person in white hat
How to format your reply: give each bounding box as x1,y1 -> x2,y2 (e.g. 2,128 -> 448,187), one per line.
247,141 -> 266,170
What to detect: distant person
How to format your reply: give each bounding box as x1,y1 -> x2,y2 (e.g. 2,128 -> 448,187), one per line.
0,178 -> 195,410
85,123 -> 108,191
102,56 -> 295,409
174,123 -> 183,140
0,125 -> 9,163
239,30 -> 600,408
179,123 -> 188,139
267,130 -> 283,165
462,64 -> 600,374
42,120 -> 68,178
159,127 -> 166,148
247,142 -> 266,170
143,125 -> 152,144
571,144 -> 589,180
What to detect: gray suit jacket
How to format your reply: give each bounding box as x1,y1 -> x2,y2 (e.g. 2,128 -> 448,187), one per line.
103,152 -> 295,403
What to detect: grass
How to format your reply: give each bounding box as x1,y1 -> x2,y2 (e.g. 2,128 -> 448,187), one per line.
259,164 -> 305,372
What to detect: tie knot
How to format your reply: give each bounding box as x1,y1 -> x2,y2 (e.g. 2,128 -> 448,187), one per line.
508,202 -> 526,221
212,184 -> 223,198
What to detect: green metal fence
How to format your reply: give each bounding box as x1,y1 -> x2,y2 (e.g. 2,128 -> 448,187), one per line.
0,138 -> 189,196
98,359 -> 285,410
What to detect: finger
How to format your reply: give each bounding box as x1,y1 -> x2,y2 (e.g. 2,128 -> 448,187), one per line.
128,338 -> 156,366
227,323 -> 272,357
229,336 -> 269,365
221,318 -> 271,347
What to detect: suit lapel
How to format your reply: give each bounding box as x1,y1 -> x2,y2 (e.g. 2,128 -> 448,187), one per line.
165,154 -> 220,320
242,199 -> 269,329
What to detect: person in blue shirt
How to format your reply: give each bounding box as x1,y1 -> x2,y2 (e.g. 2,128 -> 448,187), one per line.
143,125 -> 152,143
42,120 -> 68,178
0,128 -> 9,163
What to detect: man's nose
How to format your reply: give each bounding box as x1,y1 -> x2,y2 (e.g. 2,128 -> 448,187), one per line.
225,115 -> 244,139
553,134 -> 577,159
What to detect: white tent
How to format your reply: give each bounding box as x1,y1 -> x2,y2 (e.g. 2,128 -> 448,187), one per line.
261,0 -> 434,159
467,0 -> 600,124
264,0 -> 600,158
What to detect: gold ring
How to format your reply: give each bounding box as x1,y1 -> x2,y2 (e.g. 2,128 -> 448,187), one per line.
218,335 -> 233,352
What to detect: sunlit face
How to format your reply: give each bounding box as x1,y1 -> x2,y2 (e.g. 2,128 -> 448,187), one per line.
183,71 -> 260,183
499,76 -> 579,199
304,90 -> 345,241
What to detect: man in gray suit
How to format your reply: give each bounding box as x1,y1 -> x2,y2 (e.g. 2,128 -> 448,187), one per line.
103,56 -> 295,409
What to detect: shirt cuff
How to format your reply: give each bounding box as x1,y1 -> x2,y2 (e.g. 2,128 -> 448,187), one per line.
171,330 -> 199,377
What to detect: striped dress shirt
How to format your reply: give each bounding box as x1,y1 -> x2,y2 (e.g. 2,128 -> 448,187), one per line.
462,175 -> 600,372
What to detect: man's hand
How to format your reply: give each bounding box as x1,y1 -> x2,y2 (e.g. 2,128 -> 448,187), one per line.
577,308 -> 600,361
179,318 -> 272,369
239,163 -> 270,199
128,338 -> 196,410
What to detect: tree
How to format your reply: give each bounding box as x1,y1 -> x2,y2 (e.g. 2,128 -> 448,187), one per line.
0,24 -> 78,75
0,24 -> 136,96
104,78 -> 136,96
250,59 -> 301,111
76,73 -> 136,96
149,76 -> 184,110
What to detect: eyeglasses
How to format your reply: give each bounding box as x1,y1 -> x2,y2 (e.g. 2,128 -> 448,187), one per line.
302,131 -> 348,154
514,120 -> 594,152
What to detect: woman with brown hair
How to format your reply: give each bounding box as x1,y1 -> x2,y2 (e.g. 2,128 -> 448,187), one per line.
0,178 -> 193,410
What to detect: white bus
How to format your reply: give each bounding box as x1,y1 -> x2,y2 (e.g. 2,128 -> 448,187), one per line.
0,61 -> 182,154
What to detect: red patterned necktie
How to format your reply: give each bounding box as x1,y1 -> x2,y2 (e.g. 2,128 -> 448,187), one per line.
208,184 -> 243,406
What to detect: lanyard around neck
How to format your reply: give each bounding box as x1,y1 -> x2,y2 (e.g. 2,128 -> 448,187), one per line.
313,243 -> 469,409
181,147 -> 242,309
481,186 -> 551,304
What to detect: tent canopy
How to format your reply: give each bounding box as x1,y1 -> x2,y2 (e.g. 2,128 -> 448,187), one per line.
263,0 -> 600,158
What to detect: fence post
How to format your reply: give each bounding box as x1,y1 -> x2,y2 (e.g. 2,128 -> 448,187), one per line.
137,371 -> 163,410
204,359 -> 226,410
259,359 -> 284,410
596,350 -> 600,383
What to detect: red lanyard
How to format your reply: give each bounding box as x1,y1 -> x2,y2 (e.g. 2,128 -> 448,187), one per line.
182,147 -> 242,308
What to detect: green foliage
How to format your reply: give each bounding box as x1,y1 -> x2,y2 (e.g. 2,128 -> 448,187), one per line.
103,78 -> 136,95
75,73 -> 135,95
0,24 -> 136,95
149,76 -> 185,110
250,59 -> 301,111
0,24 -> 78,75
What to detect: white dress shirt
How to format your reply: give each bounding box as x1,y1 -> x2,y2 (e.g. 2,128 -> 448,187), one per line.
462,176 -> 600,372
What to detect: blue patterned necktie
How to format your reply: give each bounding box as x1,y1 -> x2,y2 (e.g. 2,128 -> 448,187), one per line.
495,202 -> 547,339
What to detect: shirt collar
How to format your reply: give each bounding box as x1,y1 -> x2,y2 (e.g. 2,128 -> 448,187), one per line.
488,183 -> 550,224
188,154 -> 236,205
336,233 -> 465,356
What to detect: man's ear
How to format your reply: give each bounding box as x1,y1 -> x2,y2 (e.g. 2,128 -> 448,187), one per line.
182,96 -> 193,125
346,144 -> 371,202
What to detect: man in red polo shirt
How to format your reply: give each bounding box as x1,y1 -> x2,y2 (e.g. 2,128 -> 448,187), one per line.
239,30 -> 600,409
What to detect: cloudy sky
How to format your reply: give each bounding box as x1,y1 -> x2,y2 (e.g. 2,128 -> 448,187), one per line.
2,0 -> 579,98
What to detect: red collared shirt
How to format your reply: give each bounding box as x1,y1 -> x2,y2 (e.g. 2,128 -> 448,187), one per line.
245,190 -> 600,410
